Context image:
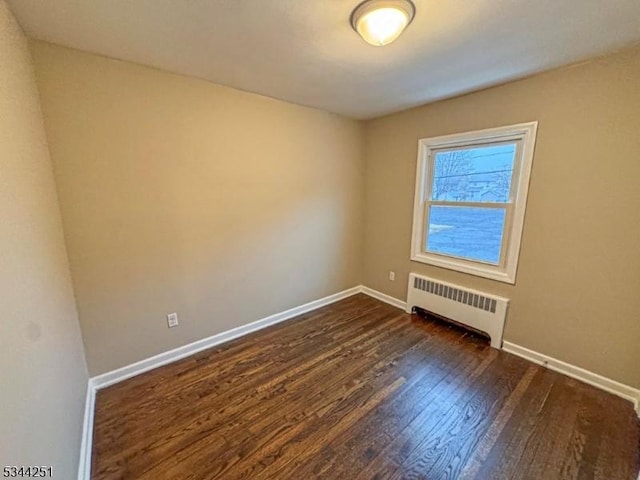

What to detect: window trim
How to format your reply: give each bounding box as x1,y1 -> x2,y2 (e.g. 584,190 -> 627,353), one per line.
410,122 -> 538,284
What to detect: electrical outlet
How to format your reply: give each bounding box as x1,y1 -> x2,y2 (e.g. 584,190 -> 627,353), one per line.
167,312 -> 179,328
389,271 -> 396,281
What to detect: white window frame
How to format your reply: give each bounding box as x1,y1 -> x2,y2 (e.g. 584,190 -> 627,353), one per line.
410,122 -> 538,284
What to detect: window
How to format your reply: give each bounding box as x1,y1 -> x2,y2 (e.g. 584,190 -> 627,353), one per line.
410,122 -> 537,284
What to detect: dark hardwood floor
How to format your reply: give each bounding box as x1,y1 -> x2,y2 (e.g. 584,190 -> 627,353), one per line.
92,294 -> 640,479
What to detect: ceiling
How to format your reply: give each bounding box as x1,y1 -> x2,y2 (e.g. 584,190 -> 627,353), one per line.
8,0 -> 640,119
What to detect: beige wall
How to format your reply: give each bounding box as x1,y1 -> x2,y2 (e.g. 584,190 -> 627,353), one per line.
31,41 -> 366,376
0,3 -> 88,478
363,46 -> 640,389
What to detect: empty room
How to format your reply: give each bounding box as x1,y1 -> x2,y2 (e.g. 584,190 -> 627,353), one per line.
1,0 -> 639,479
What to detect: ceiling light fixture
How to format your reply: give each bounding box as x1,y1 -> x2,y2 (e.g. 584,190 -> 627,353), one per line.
350,0 -> 416,46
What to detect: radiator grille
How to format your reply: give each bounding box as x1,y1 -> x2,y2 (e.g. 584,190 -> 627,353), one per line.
413,277 -> 497,313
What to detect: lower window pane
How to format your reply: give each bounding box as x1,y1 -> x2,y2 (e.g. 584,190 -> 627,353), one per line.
426,206 -> 506,265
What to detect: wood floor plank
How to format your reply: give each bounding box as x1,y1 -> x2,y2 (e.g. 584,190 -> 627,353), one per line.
464,367 -> 558,479
97,304 -> 406,477
386,353 -> 530,479
295,329 -> 488,480
94,302 -> 400,471
455,364 -> 538,480
97,298 -> 386,419
91,294 -> 640,480
352,344 -> 500,480
140,312 -> 421,479
511,378 -> 584,480
594,387 -> 640,480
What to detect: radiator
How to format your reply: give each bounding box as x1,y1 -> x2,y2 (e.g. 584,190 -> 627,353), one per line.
406,273 -> 509,349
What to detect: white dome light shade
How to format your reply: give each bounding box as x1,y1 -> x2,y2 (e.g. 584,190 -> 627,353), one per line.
351,0 -> 416,46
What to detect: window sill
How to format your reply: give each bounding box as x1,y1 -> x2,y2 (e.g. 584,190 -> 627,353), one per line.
410,252 -> 516,284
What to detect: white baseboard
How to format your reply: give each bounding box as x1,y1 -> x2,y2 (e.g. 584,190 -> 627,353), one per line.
91,285 -> 406,390
77,378 -> 96,480
503,341 -> 640,415
360,286 -> 407,310
92,286 -> 363,389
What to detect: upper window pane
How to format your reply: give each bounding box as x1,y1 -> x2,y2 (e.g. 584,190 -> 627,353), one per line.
431,143 -> 517,202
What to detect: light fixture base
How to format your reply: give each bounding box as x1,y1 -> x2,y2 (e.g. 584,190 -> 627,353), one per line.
350,0 -> 416,46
